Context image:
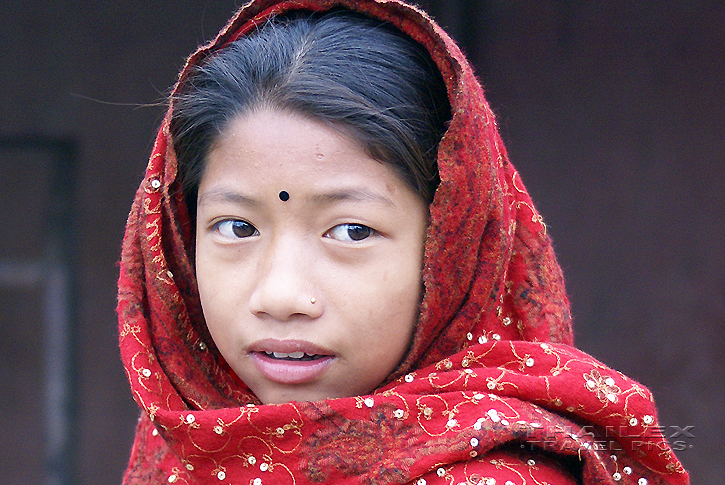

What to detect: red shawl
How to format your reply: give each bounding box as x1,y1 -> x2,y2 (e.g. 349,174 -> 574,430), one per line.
117,1 -> 689,483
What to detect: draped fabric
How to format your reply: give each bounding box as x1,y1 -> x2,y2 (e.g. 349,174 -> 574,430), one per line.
117,1 -> 689,483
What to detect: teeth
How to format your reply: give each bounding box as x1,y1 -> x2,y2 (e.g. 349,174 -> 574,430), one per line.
266,351 -> 321,361
272,351 -> 305,359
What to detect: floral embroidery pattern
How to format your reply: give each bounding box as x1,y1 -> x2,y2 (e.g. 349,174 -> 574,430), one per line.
583,369 -> 622,404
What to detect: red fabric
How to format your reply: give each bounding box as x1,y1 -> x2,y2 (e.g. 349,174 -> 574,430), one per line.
117,1 -> 689,484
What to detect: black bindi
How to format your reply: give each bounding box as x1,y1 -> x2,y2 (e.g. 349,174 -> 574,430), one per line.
278,190 -> 290,202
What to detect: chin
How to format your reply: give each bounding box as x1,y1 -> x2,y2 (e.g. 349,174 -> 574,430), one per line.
256,386 -> 329,405
256,384 -> 367,405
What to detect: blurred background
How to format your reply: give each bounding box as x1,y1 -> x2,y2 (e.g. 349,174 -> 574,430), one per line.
1,1 -> 722,483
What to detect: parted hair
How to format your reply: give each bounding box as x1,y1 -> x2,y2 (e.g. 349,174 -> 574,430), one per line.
170,9 -> 451,212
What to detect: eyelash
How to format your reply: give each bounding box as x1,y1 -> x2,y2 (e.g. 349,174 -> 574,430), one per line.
213,220 -> 376,243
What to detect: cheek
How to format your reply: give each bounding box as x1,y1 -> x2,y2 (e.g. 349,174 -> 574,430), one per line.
359,267 -> 422,348
195,248 -> 246,336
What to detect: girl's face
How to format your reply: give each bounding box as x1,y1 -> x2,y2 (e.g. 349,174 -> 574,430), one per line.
195,110 -> 429,404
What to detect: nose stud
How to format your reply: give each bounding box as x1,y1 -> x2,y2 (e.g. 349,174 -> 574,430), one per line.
310,297 -> 316,304
279,190 -> 290,201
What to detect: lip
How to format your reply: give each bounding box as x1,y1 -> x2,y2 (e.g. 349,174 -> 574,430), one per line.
249,339 -> 335,385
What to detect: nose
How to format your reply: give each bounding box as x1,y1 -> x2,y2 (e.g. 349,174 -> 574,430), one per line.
247,236 -> 323,322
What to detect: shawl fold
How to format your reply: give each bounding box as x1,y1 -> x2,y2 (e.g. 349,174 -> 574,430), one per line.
118,1 -> 689,483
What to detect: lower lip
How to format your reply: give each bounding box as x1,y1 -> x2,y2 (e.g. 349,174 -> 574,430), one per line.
250,352 -> 334,384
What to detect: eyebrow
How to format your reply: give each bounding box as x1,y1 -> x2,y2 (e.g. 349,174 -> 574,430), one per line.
197,189 -> 259,207
308,188 -> 396,208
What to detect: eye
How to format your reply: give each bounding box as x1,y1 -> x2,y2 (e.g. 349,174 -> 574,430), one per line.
326,223 -> 374,242
214,219 -> 259,239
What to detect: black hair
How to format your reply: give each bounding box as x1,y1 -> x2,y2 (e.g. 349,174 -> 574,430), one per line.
170,9 -> 451,212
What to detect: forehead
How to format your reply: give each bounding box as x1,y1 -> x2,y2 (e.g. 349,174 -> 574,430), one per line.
200,109 -> 413,201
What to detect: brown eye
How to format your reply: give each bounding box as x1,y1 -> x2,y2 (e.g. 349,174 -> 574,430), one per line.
215,220 -> 259,239
346,224 -> 372,241
327,223 -> 374,242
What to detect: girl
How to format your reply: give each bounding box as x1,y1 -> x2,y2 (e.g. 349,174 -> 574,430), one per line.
118,1 -> 689,484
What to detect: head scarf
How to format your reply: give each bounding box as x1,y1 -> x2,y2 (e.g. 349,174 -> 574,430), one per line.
118,1 -> 689,483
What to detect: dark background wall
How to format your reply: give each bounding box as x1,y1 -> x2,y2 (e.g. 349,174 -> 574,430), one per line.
1,1 -> 721,483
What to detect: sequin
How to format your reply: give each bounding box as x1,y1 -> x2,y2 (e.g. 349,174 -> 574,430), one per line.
253,479 -> 262,485
527,459 -> 535,466
437,467 -> 446,477
364,397 -> 374,407
613,472 -> 621,481
248,456 -> 257,465
185,464 -> 194,471
467,332 -> 473,340
447,418 -> 458,428
470,437 -> 479,447
405,374 -> 414,383
623,467 -> 632,475
502,317 -> 511,326
185,414 -> 195,424
643,415 -> 654,425
525,357 -> 534,367
150,179 -> 161,189
141,368 -> 151,377
492,333 -> 501,340
168,474 -> 177,483
464,369 -> 473,374
629,417 -> 638,426
152,428 -> 158,436
260,463 -> 269,472
479,336 -> 488,344
394,409 -> 405,418
417,479 -> 427,485
638,479 -> 648,485
473,393 -> 484,400
214,425 -> 224,435
276,427 -> 285,435
605,377 -> 615,387
217,471 -> 226,480
487,381 -> 496,390
487,409 -> 500,422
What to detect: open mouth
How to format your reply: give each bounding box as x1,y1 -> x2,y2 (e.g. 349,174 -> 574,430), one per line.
251,348 -> 335,384
263,351 -> 326,361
